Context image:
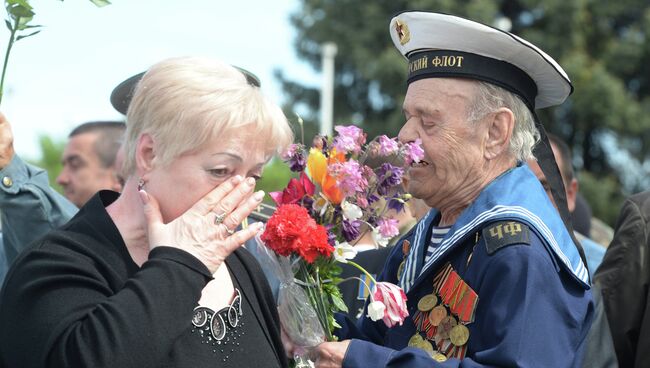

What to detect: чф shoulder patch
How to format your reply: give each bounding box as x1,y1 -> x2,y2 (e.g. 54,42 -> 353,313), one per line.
482,221 -> 531,255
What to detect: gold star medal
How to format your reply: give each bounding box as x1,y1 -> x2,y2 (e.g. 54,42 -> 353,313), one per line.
394,19 -> 411,45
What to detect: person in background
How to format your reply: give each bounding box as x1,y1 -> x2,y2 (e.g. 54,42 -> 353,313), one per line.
527,133 -> 605,277
56,121 -> 125,207
311,11 -> 593,367
0,113 -> 77,285
595,191 -> 650,367
0,56 -> 293,367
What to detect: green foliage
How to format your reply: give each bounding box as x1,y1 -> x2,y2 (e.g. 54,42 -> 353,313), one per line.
255,158 -> 296,204
27,134 -> 65,193
280,0 -> 650,225
577,170 -> 625,226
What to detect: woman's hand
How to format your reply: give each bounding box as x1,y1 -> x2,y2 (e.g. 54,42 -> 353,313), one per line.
139,175 -> 264,273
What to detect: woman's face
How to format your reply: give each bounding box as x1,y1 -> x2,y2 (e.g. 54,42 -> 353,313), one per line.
144,128 -> 270,223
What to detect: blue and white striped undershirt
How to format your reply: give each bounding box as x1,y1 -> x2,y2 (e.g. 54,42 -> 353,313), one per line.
425,226 -> 452,263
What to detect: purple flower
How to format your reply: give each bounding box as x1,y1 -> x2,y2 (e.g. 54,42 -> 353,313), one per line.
376,163 -> 404,195
387,197 -> 405,213
325,225 -> 337,246
333,125 -> 366,154
403,139 -> 425,164
377,217 -> 400,238
329,159 -> 368,197
378,135 -> 399,156
342,219 -> 361,242
282,144 -> 307,172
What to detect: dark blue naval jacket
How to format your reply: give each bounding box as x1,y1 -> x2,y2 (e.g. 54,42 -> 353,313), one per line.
337,164 -> 594,367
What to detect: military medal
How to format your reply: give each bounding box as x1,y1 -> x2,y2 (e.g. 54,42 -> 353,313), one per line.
417,294 -> 438,312
432,352 -> 447,362
397,240 -> 410,281
397,261 -> 405,282
408,333 -> 423,347
418,339 -> 435,355
449,324 -> 470,346
428,305 -> 447,326
437,316 -> 457,339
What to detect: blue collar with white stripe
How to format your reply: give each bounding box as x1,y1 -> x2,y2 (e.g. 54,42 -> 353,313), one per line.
398,163 -> 590,293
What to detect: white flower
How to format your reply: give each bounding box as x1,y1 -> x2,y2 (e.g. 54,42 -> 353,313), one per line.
372,227 -> 390,247
367,301 -> 386,322
341,200 -> 363,221
312,195 -> 329,217
333,241 -> 357,263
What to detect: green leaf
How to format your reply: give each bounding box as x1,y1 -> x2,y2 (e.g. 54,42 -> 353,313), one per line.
330,293 -> 348,313
89,0 -> 110,7
5,19 -> 12,31
7,4 -> 34,19
6,0 -> 33,11
16,15 -> 33,30
15,29 -> 40,41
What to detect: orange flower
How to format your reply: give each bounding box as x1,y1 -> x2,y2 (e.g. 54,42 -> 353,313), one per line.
307,148 -> 344,204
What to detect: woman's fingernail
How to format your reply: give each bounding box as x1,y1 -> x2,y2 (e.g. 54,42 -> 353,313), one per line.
252,222 -> 264,232
138,189 -> 149,204
231,175 -> 243,184
253,190 -> 265,200
246,177 -> 256,186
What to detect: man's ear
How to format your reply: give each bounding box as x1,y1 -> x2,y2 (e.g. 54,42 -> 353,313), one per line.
484,107 -> 514,160
135,133 -> 155,177
566,178 -> 578,213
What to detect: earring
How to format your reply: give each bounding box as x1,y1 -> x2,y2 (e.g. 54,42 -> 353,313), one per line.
137,178 -> 145,191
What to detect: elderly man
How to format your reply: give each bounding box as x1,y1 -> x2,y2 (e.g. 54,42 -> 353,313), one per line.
312,12 -> 593,367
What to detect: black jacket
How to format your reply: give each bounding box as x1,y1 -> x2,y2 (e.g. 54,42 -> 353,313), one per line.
594,191 -> 650,368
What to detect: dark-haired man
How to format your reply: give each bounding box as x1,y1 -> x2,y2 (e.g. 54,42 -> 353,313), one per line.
56,121 -> 125,207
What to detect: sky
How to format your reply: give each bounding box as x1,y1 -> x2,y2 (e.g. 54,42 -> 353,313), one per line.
0,0 -> 318,159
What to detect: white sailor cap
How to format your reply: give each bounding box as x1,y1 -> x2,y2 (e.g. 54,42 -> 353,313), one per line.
389,11 -> 573,110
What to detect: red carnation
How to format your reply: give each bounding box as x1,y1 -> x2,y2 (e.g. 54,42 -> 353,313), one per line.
261,204 -> 333,263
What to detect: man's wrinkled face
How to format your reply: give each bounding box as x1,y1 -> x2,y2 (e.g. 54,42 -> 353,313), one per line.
398,78 -> 486,208
56,132 -> 121,207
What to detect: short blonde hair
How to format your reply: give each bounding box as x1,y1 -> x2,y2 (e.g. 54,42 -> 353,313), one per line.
122,56 -> 293,176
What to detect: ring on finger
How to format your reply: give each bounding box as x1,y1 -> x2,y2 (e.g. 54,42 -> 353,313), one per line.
214,212 -> 227,225
223,225 -> 236,236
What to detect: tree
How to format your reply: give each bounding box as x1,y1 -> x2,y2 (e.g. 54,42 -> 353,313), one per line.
28,134 -> 65,194
278,0 -> 650,225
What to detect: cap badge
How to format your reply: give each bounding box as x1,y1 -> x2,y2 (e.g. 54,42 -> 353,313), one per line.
395,19 -> 410,45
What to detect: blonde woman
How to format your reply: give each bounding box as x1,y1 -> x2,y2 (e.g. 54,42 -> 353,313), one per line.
0,57 -> 293,368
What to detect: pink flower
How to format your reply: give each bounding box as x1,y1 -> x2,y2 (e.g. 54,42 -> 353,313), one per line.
377,135 -> 399,155
333,125 -> 366,154
369,282 -> 409,327
328,159 -> 368,197
377,217 -> 400,238
403,139 -> 425,164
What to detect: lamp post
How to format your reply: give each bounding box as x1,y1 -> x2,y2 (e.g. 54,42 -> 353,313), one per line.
320,42 -> 337,137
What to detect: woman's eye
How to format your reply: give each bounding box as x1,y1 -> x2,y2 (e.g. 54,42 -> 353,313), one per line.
209,168 -> 231,177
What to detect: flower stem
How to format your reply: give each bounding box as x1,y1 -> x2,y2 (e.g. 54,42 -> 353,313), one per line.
0,16 -> 20,106
346,260 -> 377,285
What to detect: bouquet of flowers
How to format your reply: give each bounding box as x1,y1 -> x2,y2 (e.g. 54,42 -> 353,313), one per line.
256,125 -> 424,361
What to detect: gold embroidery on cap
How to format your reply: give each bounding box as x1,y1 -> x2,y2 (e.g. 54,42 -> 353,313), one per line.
409,55 -> 428,73
430,55 -> 465,68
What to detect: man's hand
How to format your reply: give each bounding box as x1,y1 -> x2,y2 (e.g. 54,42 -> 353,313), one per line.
312,340 -> 351,368
0,112 -> 14,169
